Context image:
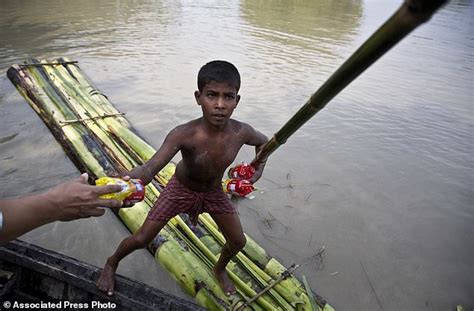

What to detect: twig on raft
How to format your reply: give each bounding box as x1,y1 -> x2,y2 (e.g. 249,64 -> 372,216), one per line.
59,113 -> 125,125
19,61 -> 78,67
234,264 -> 300,311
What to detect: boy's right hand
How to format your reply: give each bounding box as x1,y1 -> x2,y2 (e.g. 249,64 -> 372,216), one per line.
97,175 -> 137,208
118,175 -> 137,208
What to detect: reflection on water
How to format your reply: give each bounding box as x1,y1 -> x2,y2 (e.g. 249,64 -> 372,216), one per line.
0,0 -> 473,309
242,0 -> 363,53
0,0 -> 183,72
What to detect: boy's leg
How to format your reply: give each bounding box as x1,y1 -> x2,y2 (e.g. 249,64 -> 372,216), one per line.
96,219 -> 167,296
211,213 -> 246,295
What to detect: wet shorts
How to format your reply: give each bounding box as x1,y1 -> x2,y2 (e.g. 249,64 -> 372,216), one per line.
147,175 -> 236,224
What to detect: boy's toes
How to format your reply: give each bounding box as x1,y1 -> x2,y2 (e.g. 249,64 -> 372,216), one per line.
225,283 -> 236,296
97,282 -> 114,296
213,267 -> 236,296
96,269 -> 115,296
226,289 -> 236,296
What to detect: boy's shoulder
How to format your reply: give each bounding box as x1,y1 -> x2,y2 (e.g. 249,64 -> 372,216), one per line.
172,119 -> 200,132
229,118 -> 256,132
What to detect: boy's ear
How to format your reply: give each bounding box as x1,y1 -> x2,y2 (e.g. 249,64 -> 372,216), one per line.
194,90 -> 201,105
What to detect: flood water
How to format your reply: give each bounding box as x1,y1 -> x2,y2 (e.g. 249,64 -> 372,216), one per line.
0,0 -> 472,310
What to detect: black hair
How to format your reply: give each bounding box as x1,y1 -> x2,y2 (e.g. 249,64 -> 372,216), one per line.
197,60 -> 241,92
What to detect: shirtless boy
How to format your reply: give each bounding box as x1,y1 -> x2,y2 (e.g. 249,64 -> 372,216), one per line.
96,60 -> 268,296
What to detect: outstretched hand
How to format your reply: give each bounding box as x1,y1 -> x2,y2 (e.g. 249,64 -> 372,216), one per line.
44,173 -> 123,221
0,173 -> 126,245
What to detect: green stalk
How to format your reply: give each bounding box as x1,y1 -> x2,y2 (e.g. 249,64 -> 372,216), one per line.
199,216 -> 335,311
166,222 -> 264,311
158,226 -> 233,309
198,215 -> 299,309
178,216 -> 259,288
7,65 -> 110,178
28,59 -> 121,177
199,214 -> 308,299
60,57 -> 131,129
42,61 -> 136,170
170,217 -> 280,310
43,61 -> 164,210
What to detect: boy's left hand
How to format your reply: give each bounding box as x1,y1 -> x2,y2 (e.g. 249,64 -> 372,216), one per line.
249,160 -> 266,184
248,167 -> 263,184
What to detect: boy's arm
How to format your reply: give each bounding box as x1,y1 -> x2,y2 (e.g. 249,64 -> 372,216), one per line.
128,127 -> 183,185
244,125 -> 269,183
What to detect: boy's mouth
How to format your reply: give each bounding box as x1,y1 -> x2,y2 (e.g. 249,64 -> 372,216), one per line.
212,113 -> 226,119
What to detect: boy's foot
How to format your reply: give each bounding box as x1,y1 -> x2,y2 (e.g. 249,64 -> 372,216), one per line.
96,262 -> 117,296
213,267 -> 236,295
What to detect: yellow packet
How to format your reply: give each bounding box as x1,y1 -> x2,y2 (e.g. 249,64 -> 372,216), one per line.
96,177 -> 135,201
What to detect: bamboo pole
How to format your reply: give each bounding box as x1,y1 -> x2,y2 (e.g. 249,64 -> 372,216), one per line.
198,215 -> 306,309
7,65 -> 112,178
252,0 -> 448,164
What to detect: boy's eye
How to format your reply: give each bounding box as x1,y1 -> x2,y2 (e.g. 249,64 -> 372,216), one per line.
225,94 -> 235,100
207,93 -> 215,98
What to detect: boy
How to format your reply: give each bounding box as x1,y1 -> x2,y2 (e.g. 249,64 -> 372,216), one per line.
96,60 -> 268,296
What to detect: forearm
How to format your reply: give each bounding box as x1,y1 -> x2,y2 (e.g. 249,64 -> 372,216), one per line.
251,147 -> 267,173
249,141 -> 268,183
128,129 -> 182,185
128,165 -> 155,185
0,194 -> 57,244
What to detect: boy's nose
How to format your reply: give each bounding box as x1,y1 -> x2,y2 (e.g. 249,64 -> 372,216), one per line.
215,97 -> 225,109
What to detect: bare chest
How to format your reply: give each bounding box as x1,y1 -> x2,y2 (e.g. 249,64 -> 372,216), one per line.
182,135 -> 243,173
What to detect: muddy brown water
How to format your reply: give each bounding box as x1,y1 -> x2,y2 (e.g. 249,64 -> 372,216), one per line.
0,0 -> 472,309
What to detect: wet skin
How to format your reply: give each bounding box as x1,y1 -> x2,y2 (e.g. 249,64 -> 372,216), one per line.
97,81 -> 268,296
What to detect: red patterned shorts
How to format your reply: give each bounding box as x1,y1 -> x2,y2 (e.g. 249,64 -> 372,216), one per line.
147,175 -> 236,224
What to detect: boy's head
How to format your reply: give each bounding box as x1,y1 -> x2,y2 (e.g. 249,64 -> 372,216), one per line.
197,60 -> 241,93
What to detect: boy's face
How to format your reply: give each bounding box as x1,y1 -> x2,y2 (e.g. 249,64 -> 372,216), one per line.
194,81 -> 240,128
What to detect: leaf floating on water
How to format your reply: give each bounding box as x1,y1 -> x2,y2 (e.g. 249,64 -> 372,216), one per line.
0,133 -> 19,144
